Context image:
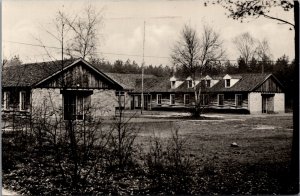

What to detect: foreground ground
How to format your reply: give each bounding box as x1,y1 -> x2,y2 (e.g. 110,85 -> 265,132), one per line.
2,112 -> 297,195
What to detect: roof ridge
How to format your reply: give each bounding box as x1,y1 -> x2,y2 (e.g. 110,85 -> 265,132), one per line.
5,58 -> 78,68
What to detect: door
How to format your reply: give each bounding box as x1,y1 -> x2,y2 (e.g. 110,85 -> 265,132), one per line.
143,95 -> 151,110
262,94 -> 274,113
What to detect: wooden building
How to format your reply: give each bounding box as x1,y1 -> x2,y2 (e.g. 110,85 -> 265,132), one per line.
2,58 -> 123,120
112,73 -> 285,114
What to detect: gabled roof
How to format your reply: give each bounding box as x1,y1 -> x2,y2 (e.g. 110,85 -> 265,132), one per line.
103,73 -> 156,90
134,77 -> 170,93
124,73 -> 282,93
223,74 -> 242,79
133,73 -> 283,93
2,58 -> 123,89
205,73 -> 282,92
2,59 -> 74,87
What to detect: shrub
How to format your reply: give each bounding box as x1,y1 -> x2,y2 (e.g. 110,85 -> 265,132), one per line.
145,127 -> 198,194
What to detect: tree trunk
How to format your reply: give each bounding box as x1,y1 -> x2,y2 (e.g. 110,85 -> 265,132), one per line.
291,1 -> 299,193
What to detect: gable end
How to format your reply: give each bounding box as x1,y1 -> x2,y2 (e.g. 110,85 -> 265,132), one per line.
35,59 -> 123,90
252,75 -> 284,93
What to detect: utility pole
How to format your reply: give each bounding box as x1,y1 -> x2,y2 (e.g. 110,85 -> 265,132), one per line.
62,22 -> 64,88
141,21 -> 145,114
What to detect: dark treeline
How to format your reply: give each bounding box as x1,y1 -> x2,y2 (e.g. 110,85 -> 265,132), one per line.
90,58 -> 173,77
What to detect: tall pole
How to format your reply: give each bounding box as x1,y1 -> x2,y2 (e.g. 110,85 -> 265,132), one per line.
62,22 -> 64,88
141,21 -> 145,114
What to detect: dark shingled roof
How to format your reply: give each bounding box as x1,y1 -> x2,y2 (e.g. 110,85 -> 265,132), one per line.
134,77 -> 170,93
2,59 -> 74,87
104,73 -> 156,90
2,58 -> 124,89
133,73 -> 281,93
2,59 -> 280,94
205,73 -> 274,92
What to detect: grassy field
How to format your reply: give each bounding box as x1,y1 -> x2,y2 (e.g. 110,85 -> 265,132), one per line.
133,114 -> 295,194
138,114 -> 293,162
3,113 -> 296,195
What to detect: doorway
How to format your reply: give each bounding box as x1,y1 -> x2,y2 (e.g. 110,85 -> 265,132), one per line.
262,94 -> 274,113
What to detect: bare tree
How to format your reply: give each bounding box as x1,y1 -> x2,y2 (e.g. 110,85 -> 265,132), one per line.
64,5 -> 104,59
233,32 -> 257,66
37,4 -> 103,61
255,38 -> 272,61
171,24 -> 224,117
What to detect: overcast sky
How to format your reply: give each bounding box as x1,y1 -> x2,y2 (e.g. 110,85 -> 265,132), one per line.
3,0 -> 295,66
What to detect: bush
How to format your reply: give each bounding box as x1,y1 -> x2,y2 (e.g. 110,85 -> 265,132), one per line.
144,127 -> 198,194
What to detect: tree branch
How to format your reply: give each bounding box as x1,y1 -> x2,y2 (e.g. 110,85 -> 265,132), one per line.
261,13 -> 295,28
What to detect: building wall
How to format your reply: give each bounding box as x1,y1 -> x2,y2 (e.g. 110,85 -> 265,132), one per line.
31,88 -> 62,118
248,92 -> 262,114
209,93 -> 248,110
124,92 -> 132,110
248,92 -> 285,114
31,88 -> 117,118
91,89 -> 117,116
149,92 -> 195,109
274,93 -> 285,113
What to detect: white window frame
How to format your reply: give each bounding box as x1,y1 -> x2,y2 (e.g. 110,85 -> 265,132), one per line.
187,80 -> 193,88
171,81 -> 176,89
218,94 -> 224,106
235,94 -> 243,107
202,94 -> 209,105
3,91 -> 9,110
116,91 -> 125,108
184,94 -> 190,105
206,80 -> 211,88
170,94 -> 175,105
157,94 -> 162,105
19,91 -> 26,111
225,79 -> 231,88
63,93 -> 91,121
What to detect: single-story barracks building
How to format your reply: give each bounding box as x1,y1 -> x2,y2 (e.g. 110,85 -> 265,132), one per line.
2,58 -> 124,120
107,73 -> 285,114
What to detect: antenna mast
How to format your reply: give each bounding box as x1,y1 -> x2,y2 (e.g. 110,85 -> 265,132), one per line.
141,21 -> 145,114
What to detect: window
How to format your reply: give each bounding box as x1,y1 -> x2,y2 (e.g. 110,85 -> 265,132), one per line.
206,80 -> 211,87
201,94 -> 209,105
137,95 -> 141,107
225,79 -> 230,88
63,91 -> 91,120
116,91 -> 125,108
2,91 -> 10,110
170,94 -> 175,105
184,94 -> 190,105
157,94 -> 162,105
19,91 -> 27,111
218,94 -> 224,106
235,94 -> 243,107
171,81 -> 176,88
188,80 -> 193,88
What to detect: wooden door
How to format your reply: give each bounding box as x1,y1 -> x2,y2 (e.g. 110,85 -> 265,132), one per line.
262,94 -> 274,113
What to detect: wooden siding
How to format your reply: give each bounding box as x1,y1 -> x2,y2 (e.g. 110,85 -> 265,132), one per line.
254,77 -> 283,93
149,92 -> 196,109
209,93 -> 248,109
40,63 -> 113,89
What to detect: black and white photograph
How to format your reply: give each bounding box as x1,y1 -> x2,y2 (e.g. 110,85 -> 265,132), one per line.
2,0 -> 299,195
